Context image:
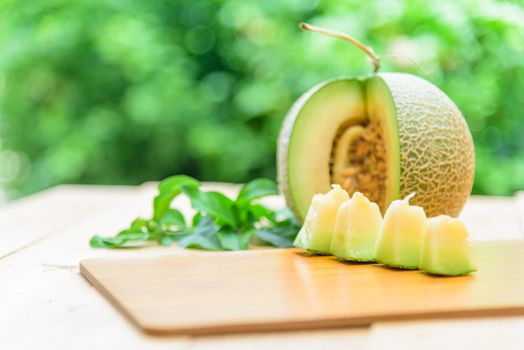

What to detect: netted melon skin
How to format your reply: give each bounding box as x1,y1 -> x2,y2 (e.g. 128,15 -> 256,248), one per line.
378,73 -> 475,217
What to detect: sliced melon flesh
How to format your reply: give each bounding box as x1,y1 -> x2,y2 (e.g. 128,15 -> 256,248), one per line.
365,76 -> 401,210
278,79 -> 367,222
420,216 -> 476,276
330,192 -> 383,261
293,184 -> 349,254
374,194 -> 427,269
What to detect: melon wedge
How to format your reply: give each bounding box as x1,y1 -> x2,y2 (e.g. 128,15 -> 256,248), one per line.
420,216 -> 476,276
374,194 -> 427,269
277,74 -> 475,224
330,192 -> 382,261
293,185 -> 349,254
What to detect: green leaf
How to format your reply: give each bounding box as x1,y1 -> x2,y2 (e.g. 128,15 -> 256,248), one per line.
236,178 -> 278,204
177,216 -> 222,250
158,175 -> 199,194
158,237 -> 174,246
192,212 -> 202,226
236,203 -> 274,227
159,208 -> 186,228
248,203 -> 275,221
90,235 -> 110,248
89,232 -> 149,249
165,229 -> 191,241
255,226 -> 298,248
273,208 -> 297,225
217,230 -> 253,251
129,218 -> 149,231
116,230 -> 150,240
153,175 -> 199,220
90,175 -> 297,252
182,186 -> 237,227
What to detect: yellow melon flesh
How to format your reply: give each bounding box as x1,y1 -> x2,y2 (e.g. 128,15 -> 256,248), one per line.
330,192 -> 383,261
374,194 -> 427,269
420,216 -> 476,276
293,185 -> 349,254
278,80 -> 366,222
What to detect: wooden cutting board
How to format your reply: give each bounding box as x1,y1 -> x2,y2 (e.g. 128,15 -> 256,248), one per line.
80,241 -> 524,335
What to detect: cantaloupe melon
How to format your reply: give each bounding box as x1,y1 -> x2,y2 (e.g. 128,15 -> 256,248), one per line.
374,194 -> 427,269
277,23 -> 475,224
293,184 -> 349,254
420,215 -> 476,276
330,192 -> 382,262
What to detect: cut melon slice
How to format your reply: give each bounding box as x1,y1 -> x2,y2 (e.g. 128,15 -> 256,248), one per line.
374,194 -> 427,269
330,192 -> 382,261
294,184 -> 349,254
420,216 -> 476,276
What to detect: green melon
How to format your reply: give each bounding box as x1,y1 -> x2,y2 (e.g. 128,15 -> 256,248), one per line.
330,192 -> 382,262
293,184 -> 349,254
277,24 -> 475,224
373,194 -> 427,269
420,215 -> 476,276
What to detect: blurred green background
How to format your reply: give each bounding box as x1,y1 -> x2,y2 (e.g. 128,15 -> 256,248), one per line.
0,0 -> 523,203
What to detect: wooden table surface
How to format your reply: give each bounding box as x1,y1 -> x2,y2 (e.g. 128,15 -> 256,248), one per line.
2,183 -> 524,350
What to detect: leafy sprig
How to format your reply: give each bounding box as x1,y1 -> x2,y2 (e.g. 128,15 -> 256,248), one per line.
90,176 -> 299,251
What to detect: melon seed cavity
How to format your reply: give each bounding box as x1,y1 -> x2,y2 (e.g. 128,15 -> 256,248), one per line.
330,119 -> 387,211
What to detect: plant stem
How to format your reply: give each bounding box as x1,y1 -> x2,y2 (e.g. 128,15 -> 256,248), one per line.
300,22 -> 381,73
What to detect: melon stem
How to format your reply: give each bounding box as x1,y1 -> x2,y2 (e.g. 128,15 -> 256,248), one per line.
299,22 -> 381,73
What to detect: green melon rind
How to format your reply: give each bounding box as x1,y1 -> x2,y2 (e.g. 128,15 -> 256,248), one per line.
376,73 -> 475,218
293,227 -> 308,249
374,244 -> 421,269
419,249 -> 477,276
331,241 -> 376,262
419,216 -> 477,276
293,227 -> 333,255
422,267 -> 477,277
374,246 -> 422,269
375,262 -> 419,270
330,194 -> 383,262
374,255 -> 421,270
332,242 -> 376,262
373,198 -> 427,270
334,255 -> 375,263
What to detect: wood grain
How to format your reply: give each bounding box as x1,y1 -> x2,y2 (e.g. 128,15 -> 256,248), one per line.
0,185 -> 190,350
0,185 -> 141,259
2,184 -> 524,349
460,195 -> 522,241
80,241 -> 524,335
370,317 -> 524,350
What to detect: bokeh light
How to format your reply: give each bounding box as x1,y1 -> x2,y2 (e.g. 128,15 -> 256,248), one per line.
0,0 -> 523,201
